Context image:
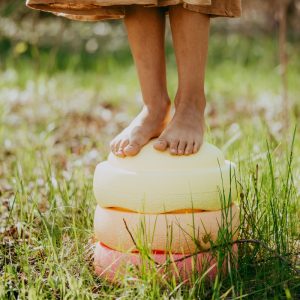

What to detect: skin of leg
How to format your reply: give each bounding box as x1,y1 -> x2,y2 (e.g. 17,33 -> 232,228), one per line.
154,5 -> 210,155
110,5 -> 171,157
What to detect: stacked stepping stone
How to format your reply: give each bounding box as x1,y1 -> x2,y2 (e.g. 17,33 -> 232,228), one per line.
93,139 -> 239,282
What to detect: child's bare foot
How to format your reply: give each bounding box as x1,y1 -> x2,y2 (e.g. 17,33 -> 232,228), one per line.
154,95 -> 205,155
110,101 -> 170,157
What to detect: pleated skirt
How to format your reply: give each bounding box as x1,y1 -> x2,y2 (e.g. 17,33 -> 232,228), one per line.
26,0 -> 242,21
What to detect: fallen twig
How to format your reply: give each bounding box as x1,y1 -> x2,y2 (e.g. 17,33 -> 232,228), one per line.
122,218 -> 160,266
161,239 -> 300,275
122,220 -> 299,275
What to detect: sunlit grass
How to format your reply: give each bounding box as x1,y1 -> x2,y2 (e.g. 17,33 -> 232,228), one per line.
0,34 -> 299,299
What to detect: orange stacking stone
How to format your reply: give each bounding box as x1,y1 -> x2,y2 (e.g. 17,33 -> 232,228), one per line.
94,204 -> 240,253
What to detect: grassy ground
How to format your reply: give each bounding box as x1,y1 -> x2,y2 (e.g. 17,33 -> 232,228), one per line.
0,32 -> 299,299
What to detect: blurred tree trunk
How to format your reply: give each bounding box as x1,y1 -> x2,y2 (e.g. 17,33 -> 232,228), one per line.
277,0 -> 290,131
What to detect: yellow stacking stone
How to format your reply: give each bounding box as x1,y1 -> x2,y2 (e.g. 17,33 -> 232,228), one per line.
93,139 -> 236,213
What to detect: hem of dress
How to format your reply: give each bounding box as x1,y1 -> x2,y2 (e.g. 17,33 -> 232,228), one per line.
26,3 -> 242,21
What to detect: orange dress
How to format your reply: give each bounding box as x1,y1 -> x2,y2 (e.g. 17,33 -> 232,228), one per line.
26,0 -> 242,21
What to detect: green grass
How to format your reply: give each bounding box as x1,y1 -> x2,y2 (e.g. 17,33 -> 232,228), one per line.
0,33 -> 299,299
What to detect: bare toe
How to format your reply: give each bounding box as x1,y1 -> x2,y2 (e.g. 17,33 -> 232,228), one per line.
120,139 -> 129,149
116,140 -> 129,157
177,141 -> 187,155
124,142 -> 141,156
185,142 -> 194,155
169,139 -> 179,155
111,141 -> 119,154
115,150 -> 125,157
114,140 -> 123,154
153,138 -> 168,152
193,140 -> 202,154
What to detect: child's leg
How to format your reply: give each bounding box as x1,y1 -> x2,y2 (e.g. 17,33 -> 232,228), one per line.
110,5 -> 171,157
154,5 -> 210,155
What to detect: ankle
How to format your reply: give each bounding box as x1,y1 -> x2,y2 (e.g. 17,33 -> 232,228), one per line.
174,91 -> 206,113
145,94 -> 171,113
